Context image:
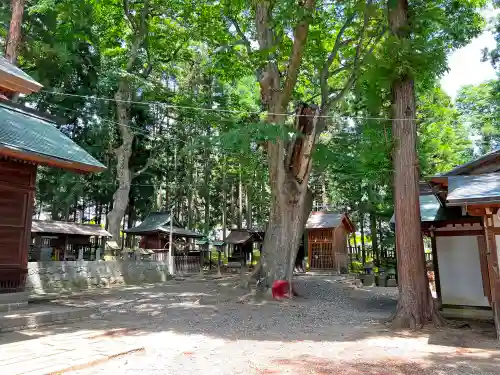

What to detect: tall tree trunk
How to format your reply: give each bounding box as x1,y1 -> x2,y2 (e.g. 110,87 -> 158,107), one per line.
360,212 -> 366,263
106,1 -> 151,244
125,199 -> 135,247
107,81 -> 134,243
378,217 -> 385,259
321,176 -> 328,209
246,183 -> 252,229
238,167 -> 243,229
253,0 -> 317,291
370,212 -> 379,265
353,229 -> 359,260
230,182 -> 236,228
389,0 -> 442,328
5,0 -> 24,64
259,107 -> 318,289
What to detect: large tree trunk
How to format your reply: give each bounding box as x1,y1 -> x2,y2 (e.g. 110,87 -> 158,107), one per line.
106,1 -> 150,243
253,0 -> 316,293
259,106 -> 318,290
107,82 -> 134,243
389,0 -> 443,328
5,0 -> 24,64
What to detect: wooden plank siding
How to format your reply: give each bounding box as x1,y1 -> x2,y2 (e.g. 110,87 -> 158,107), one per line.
484,213 -> 500,339
0,159 -> 36,292
308,226 -> 348,271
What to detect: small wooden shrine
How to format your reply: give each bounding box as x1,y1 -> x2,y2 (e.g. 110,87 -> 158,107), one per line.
408,148 -> 500,339
0,57 -> 105,293
224,228 -> 265,266
30,220 -> 111,261
124,212 -> 204,259
305,212 -> 355,272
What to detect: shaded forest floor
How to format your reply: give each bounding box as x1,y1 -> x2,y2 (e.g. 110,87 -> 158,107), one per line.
3,275 -> 500,374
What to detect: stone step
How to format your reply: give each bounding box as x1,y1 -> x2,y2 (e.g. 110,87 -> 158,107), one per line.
0,303 -> 93,333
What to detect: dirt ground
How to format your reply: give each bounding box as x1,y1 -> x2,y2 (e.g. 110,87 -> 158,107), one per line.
5,275 -> 500,374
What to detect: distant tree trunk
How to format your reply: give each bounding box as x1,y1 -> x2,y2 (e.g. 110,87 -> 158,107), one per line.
378,217 -> 385,259
246,183 -> 252,229
187,148 -> 194,229
321,176 -> 328,209
370,212 -> 379,264
125,199 -> 135,247
389,0 -> 442,328
360,213 -> 366,263
353,230 -> 359,261
97,203 -> 102,225
222,156 -> 228,256
238,167 -> 243,228
5,0 -> 24,64
230,182 -> 236,229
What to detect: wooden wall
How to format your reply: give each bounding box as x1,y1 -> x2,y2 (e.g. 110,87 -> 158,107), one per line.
0,159 -> 36,291
308,226 -> 348,270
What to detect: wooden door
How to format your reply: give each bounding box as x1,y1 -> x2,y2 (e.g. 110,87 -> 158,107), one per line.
0,160 -> 36,292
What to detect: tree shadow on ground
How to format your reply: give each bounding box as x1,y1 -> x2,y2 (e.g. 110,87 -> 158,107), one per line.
1,275 -> 498,360
260,351 -> 500,375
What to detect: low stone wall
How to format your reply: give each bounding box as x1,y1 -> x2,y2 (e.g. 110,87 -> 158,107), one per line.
27,260 -> 172,294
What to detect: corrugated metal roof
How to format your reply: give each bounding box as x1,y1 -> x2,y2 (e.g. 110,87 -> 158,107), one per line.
166,226 -> 204,238
447,173 -> 500,205
306,212 -> 343,229
390,194 -> 464,223
31,220 -> 111,237
225,230 -> 252,245
124,212 -> 203,238
0,56 -> 42,92
124,212 -> 173,234
442,148 -> 500,176
0,102 -> 105,171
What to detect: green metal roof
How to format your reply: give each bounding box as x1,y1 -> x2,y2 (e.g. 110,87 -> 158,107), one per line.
124,212 -> 175,234
390,194 -> 463,224
0,102 -> 105,171
447,173 -> 500,205
195,239 -> 225,246
124,212 -> 204,238
0,56 -> 42,92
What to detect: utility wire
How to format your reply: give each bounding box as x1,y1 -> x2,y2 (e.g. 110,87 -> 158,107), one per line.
39,89 -> 414,121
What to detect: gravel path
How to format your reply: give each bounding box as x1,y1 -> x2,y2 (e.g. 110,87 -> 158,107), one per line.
21,276 -> 500,374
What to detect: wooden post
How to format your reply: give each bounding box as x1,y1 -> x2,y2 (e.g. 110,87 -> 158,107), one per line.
484,211 -> 500,340
477,235 -> 491,304
430,230 -> 442,309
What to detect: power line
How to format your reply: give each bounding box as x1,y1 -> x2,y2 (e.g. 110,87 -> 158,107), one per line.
39,89 -> 415,121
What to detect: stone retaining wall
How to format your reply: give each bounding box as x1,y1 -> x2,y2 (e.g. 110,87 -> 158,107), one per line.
27,261 -> 172,294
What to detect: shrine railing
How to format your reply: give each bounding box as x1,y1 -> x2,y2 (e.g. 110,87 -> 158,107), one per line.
0,266 -> 27,294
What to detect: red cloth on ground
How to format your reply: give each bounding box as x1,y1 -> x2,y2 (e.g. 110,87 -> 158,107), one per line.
271,280 -> 298,299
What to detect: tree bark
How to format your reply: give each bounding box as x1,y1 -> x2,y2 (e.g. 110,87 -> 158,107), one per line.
370,211 -> 379,264
222,156 -> 228,256
238,167 -> 243,229
353,229 -> 359,260
106,1 -> 151,243
389,0 -> 443,328
5,0 -> 24,64
246,183 -> 252,229
360,212 -> 366,263
107,80 -> 134,242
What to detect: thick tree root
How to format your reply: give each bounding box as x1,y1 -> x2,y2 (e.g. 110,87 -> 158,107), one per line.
389,305 -> 447,330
